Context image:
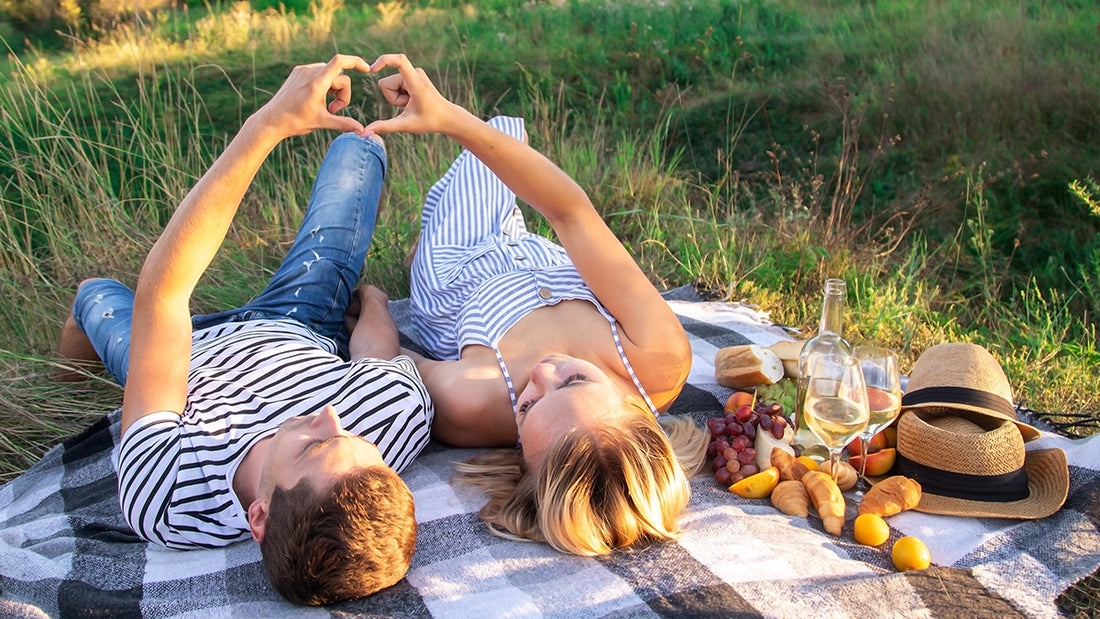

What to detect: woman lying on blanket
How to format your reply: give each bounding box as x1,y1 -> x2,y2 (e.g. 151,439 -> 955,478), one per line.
359,54 -> 708,555
58,57 -> 433,605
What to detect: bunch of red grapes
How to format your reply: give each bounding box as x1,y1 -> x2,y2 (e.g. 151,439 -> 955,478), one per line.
706,400 -> 793,485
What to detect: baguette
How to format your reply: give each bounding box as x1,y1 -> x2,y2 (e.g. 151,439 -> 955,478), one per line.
767,340 -> 805,379
714,344 -> 785,388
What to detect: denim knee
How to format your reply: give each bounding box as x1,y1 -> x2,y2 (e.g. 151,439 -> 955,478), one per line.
71,278 -> 134,385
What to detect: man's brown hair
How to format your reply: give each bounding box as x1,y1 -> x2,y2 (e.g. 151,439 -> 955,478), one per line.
259,466 -> 417,606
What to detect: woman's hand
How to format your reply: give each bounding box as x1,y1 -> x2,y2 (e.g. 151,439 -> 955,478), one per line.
254,54 -> 373,138
364,54 -> 460,136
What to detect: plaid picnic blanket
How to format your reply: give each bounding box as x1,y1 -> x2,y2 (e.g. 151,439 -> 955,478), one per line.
2,286 -> 1098,618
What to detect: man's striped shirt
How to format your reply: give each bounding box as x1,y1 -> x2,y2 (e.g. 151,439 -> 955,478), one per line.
114,319 -> 432,549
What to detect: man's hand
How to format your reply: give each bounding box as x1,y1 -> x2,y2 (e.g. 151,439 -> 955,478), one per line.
255,54 -> 373,137
364,54 -> 460,136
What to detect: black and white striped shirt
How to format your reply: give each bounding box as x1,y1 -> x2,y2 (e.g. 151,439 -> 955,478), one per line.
113,319 -> 433,549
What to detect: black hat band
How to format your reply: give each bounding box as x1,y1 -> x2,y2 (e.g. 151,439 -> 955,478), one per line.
895,453 -> 1030,502
901,386 -> 1016,418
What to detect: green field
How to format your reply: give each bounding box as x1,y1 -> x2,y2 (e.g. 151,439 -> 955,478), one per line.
1,0 -> 1098,612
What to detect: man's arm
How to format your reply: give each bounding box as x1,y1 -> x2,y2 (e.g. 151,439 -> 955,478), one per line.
345,285 -> 401,361
121,55 -> 374,435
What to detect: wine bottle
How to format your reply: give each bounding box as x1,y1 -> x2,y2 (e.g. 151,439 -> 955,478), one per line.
793,278 -> 853,461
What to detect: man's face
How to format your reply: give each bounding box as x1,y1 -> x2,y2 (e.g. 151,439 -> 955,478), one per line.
257,405 -> 387,499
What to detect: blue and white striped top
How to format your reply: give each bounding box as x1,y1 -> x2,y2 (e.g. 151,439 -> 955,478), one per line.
113,318 -> 433,549
408,115 -> 658,415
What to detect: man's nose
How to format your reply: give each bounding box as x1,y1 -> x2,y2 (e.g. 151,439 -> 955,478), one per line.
311,405 -> 345,435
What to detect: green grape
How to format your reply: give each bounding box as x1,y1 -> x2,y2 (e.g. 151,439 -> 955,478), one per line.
756,378 -> 796,408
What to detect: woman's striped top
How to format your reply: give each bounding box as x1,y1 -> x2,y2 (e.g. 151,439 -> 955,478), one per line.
408,115 -> 658,415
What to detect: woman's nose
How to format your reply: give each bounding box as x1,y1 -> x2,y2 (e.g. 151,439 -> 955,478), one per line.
529,361 -> 558,389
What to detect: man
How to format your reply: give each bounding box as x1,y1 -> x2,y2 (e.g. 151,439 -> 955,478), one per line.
57,55 -> 432,605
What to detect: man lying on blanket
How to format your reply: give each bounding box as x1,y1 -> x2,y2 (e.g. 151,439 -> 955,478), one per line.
56,56 -> 433,606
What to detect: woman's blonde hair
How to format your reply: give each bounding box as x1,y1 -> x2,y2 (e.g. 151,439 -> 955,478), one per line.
452,398 -> 709,556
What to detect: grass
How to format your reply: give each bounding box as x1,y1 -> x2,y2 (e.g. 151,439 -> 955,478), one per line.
0,0 -> 1097,614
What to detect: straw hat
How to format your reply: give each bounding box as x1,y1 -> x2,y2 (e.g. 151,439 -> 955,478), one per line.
900,342 -> 1041,441
890,410 -> 1068,519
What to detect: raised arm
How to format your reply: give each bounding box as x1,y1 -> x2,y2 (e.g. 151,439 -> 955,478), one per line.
120,55 -> 374,435
364,54 -> 690,405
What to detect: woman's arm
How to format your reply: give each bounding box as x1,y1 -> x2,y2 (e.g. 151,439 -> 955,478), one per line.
365,54 -> 691,405
121,55 -> 374,435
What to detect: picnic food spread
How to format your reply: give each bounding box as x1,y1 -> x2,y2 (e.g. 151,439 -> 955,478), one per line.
705,384 -> 927,567
709,331 -> 1074,575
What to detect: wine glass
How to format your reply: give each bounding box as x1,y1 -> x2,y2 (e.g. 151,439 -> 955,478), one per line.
803,353 -> 870,485
852,346 -> 903,492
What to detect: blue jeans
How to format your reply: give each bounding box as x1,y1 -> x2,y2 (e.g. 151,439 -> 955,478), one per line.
71,133 -> 387,385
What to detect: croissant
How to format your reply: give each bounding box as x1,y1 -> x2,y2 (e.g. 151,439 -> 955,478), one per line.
771,448 -> 811,482
858,475 -> 922,517
817,460 -> 858,491
802,471 -> 846,536
771,480 -> 810,517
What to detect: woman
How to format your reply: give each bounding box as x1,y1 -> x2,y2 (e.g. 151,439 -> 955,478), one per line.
362,54 -> 706,555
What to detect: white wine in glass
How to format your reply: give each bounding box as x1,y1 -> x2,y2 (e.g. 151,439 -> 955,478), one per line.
853,346 -> 903,491
804,396 -> 871,448
803,354 -> 870,484
865,387 -> 902,431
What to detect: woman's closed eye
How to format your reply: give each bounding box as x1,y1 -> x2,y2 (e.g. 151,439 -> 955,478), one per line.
561,373 -> 587,387
518,374 -> 589,418
517,398 -> 537,418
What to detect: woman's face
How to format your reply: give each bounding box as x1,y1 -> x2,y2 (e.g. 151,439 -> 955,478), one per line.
513,354 -> 629,467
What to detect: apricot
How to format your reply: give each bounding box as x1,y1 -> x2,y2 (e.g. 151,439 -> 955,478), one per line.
854,513 -> 890,547
848,447 -> 897,477
724,390 -> 756,413
892,536 -> 931,571
796,456 -> 820,471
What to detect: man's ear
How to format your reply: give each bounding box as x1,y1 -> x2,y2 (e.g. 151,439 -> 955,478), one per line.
247,500 -> 269,543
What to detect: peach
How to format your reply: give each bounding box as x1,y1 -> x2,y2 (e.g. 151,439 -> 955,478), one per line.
847,431 -> 889,455
882,426 -> 898,448
796,456 -> 820,471
867,387 -> 898,414
724,390 -> 756,413
848,447 -> 897,477
728,466 -> 780,499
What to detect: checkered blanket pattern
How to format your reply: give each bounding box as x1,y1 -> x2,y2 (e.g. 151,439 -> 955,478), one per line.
2,287 -> 1098,618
